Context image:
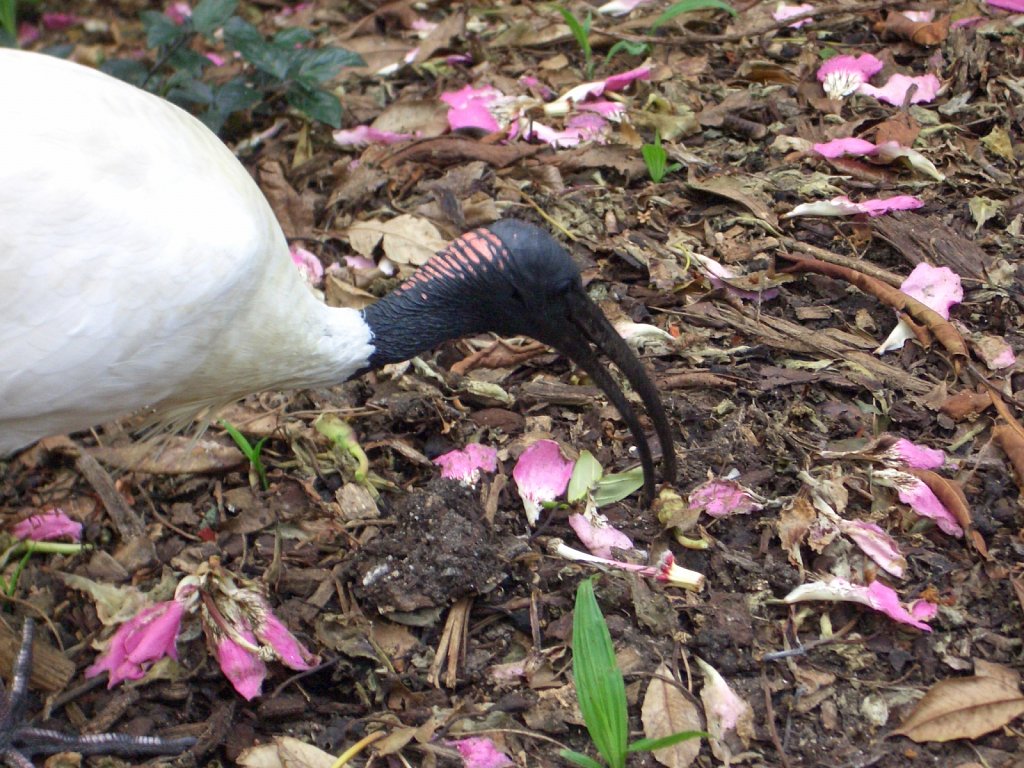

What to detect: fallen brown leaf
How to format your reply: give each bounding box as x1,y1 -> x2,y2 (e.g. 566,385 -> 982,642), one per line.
641,662 -> 702,768
894,675 -> 1024,742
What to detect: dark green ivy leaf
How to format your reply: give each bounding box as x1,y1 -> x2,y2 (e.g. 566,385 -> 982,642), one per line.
286,83 -> 342,127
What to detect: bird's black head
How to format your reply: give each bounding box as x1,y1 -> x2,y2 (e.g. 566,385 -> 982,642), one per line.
363,219 -> 676,498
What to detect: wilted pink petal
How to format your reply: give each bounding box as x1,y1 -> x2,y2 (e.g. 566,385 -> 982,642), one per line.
569,512 -> 634,558
691,253 -> 780,300
872,141 -> 945,181
434,444 -> 499,485
598,0 -> 653,14
513,440 -> 575,525
773,2 -> 815,26
342,254 -> 377,271
86,600 -> 186,687
858,73 -> 941,105
878,263 -> 962,353
165,2 -> 191,23
985,0 -> 1024,10
12,509 -> 82,542
257,613 -> 318,670
839,520 -> 906,578
18,22 -> 40,45
786,194 -> 922,218
784,577 -> 934,631
859,195 -> 925,216
874,469 -> 963,537
525,113 -> 609,147
42,12 -> 81,30
696,658 -> 752,739
410,17 -> 437,34
901,10 -> 935,21
951,15 -> 984,27
333,125 -> 415,146
215,630 -> 266,700
813,137 -> 878,158
865,581 -> 934,630
577,99 -> 626,119
973,335 -> 1017,370
205,52 -> 226,66
441,85 -> 506,132
289,245 -> 324,287
554,66 -> 651,108
882,438 -> 945,470
450,736 -> 513,768
909,598 -> 939,622
688,479 -> 764,518
816,53 -> 884,99
900,263 -> 963,317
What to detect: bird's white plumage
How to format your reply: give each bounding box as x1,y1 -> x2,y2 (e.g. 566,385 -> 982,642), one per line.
0,50 -> 373,455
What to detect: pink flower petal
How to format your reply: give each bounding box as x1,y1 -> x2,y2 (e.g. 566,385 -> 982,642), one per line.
875,469 -> 964,537
882,438 -> 946,470
86,600 -> 185,687
866,581 -> 934,631
772,2 -> 815,27
289,245 -> 324,287
899,263 -> 963,318
42,12 -> 81,30
441,85 -> 506,132
165,2 -> 191,24
434,444 -> 498,485
839,520 -> 906,578
688,479 -> 764,517
450,736 -> 514,768
901,10 -> 935,21
985,0 -> 1024,11
816,54 -> 883,99
12,509 -> 82,542
555,66 -> 651,107
257,614 -> 318,670
697,658 -> 752,737
813,137 -> 878,158
215,631 -> 266,700
858,73 -> 941,106
786,195 -> 923,219
568,512 -> 634,558
512,440 -> 575,525
784,577 -> 934,631
858,195 -> 925,216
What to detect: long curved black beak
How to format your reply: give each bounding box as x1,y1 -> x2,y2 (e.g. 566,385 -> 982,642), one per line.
551,290 -> 677,501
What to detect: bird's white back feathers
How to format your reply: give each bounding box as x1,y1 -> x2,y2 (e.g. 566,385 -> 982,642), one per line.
0,50 -> 373,455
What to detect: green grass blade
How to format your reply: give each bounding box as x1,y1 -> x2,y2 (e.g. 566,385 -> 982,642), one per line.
572,578 -> 628,768
651,0 -> 737,31
559,749 -> 606,768
628,731 -> 706,752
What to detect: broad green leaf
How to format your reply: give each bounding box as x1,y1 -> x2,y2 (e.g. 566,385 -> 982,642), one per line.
167,75 -> 214,106
593,468 -> 645,507
642,140 -> 668,183
190,0 -> 236,37
568,450 -> 603,503
293,46 -> 365,83
628,731 -> 706,751
287,83 -> 342,127
651,0 -> 737,31
558,750 -> 606,768
573,578 -> 628,768
141,9 -> 186,48
224,16 -> 290,80
273,27 -> 313,47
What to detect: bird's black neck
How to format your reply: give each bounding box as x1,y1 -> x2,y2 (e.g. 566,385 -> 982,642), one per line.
361,280 -> 486,370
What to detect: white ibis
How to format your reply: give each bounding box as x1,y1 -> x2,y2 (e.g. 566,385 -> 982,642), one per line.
0,49 -> 676,496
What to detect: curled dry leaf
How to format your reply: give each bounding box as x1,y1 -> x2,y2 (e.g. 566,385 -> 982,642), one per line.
993,424 -> 1024,492
641,662 -> 702,768
894,674 -> 1024,742
778,255 -> 969,369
